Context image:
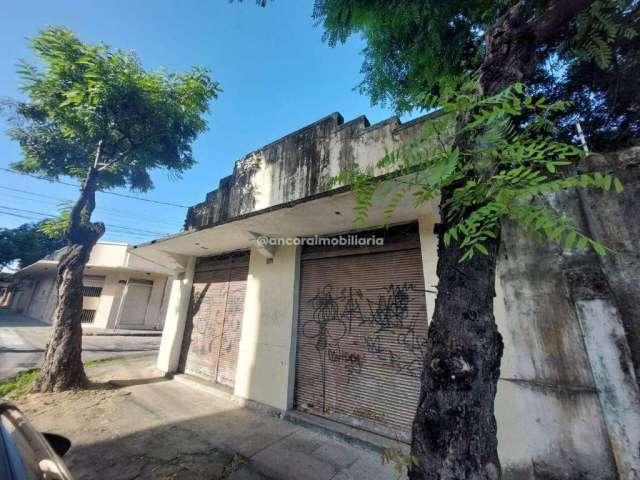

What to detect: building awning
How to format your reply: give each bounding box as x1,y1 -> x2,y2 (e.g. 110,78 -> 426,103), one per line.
14,260 -> 58,277
131,190 -> 438,272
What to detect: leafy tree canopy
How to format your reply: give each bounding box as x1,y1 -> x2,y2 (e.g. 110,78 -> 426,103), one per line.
0,221 -> 65,269
6,27 -> 220,191
333,80 -> 622,261
314,0 -> 638,150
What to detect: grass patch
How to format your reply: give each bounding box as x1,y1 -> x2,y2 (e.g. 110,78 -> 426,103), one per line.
0,357 -> 134,399
0,369 -> 40,400
83,357 -> 118,369
0,353 -> 156,399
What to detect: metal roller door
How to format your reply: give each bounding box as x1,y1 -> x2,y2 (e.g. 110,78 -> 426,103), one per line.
118,279 -> 153,327
179,252 -> 249,387
294,227 -> 428,442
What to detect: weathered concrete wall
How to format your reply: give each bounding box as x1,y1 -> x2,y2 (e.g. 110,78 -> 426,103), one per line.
185,112 -> 429,230
178,108 -> 639,478
495,147 -> 640,479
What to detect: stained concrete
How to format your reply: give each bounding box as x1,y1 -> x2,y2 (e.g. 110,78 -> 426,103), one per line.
184,112 -> 431,230
16,356 -> 403,480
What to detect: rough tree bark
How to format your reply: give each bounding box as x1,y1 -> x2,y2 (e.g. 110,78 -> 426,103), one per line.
34,144 -> 105,392
409,1 -> 593,478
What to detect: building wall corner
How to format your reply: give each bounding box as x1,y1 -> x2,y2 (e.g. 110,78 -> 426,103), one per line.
233,245 -> 300,411
156,256 -> 196,374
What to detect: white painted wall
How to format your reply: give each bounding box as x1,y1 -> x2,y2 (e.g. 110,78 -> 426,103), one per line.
233,245 -> 300,411
157,257 -> 196,373
93,272 -> 124,329
26,276 -> 56,322
418,214 -> 439,324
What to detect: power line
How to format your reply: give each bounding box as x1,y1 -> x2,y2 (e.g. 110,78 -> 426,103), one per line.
0,168 -> 190,208
0,188 -> 183,228
0,212 -> 156,241
0,211 -> 38,221
0,212 -> 156,240
0,205 -> 170,236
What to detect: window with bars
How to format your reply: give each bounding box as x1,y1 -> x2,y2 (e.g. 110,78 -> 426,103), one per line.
81,309 -> 96,323
82,286 -> 103,297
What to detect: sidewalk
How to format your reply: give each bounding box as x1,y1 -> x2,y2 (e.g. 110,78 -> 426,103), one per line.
83,328 -> 162,337
16,356 -> 404,480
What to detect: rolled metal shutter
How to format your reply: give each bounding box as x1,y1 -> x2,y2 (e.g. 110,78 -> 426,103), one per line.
180,252 -> 249,387
295,228 -> 428,442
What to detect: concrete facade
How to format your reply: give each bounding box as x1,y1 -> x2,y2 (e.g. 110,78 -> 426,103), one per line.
233,244 -> 301,410
11,242 -> 172,330
134,112 -> 640,479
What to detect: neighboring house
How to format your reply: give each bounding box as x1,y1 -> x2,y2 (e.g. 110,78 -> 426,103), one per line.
0,273 -> 13,306
11,242 -> 173,330
132,112 -> 640,479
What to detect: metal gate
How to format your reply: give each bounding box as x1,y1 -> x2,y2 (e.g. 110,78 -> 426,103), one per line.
294,226 -> 428,442
180,252 -> 249,387
118,279 -> 153,327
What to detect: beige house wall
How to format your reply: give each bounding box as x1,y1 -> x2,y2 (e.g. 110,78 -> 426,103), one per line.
16,268 -> 168,330
156,257 -> 196,373
86,269 -> 168,330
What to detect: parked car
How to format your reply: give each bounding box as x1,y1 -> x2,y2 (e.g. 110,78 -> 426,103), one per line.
0,399 -> 73,479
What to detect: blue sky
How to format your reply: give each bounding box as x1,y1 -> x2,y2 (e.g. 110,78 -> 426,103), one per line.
0,0 -> 407,245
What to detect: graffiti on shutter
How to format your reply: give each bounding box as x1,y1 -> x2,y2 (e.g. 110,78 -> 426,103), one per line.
179,253 -> 249,387
295,235 -> 429,442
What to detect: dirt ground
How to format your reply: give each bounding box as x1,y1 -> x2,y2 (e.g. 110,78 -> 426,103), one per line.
14,356 -> 401,480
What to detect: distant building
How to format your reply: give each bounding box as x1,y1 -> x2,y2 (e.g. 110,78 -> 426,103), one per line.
10,242 -> 173,330
0,273 -> 14,307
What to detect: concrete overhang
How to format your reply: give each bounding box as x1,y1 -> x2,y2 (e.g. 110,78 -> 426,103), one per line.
16,255 -> 174,278
14,260 -> 58,276
131,189 -> 439,271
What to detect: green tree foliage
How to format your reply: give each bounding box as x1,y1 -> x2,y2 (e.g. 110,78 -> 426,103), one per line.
38,204 -> 72,240
7,26 -> 219,192
0,221 -> 65,269
2,27 -> 219,392
333,80 -> 622,262
533,4 -> 640,151
314,0 -> 638,150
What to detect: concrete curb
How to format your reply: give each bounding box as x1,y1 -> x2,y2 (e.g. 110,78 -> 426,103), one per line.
284,410 -> 408,455
83,330 -> 162,337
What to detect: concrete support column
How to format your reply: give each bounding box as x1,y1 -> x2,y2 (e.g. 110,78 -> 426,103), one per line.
234,245 -> 300,411
566,265 -> 640,479
418,214 -> 439,323
93,272 -> 122,329
156,256 -> 196,374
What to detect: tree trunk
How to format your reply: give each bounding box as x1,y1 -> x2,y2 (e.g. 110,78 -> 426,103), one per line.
409,1 -> 593,478
34,159 -> 105,392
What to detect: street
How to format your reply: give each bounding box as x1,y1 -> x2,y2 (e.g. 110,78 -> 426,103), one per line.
0,309 -> 160,380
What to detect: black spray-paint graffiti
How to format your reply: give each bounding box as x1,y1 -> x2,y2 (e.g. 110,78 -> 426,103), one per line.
301,283 -> 428,411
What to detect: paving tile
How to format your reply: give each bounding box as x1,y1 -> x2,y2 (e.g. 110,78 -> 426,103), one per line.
230,422 -> 301,458
251,440 -> 337,480
279,429 -> 325,455
340,452 -> 405,480
312,441 -> 361,469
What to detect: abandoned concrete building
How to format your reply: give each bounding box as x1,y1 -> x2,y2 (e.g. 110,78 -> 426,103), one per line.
11,242 -> 173,330
132,112 -> 640,479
